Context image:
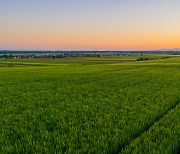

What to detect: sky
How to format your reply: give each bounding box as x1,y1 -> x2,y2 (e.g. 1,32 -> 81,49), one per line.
0,0 -> 180,50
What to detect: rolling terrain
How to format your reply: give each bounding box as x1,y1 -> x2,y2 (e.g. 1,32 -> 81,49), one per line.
0,56 -> 179,153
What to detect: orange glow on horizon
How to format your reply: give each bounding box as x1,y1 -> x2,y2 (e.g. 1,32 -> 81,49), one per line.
1,0 -> 180,50
1,25 -> 180,50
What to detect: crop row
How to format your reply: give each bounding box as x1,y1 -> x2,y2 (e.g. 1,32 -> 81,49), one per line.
122,104 -> 180,154
0,58 -> 180,153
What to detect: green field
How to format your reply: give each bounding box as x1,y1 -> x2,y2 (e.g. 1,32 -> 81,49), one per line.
0,56 -> 180,153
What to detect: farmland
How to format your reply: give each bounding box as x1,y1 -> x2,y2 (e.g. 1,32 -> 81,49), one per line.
0,56 -> 180,153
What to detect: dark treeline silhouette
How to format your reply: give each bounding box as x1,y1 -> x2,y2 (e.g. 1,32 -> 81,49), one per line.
0,50 -> 180,59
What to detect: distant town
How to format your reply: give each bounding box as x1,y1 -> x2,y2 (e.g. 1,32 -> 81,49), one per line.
0,50 -> 180,59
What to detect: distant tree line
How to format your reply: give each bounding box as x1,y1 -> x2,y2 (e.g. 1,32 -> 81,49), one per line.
137,57 -> 171,61
0,53 -> 102,59
0,54 -> 65,59
170,53 -> 180,55
0,54 -> 14,59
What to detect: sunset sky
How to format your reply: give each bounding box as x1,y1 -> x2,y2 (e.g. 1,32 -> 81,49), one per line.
0,0 -> 180,50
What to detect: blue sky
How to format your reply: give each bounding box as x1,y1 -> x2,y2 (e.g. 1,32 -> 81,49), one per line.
0,0 -> 180,50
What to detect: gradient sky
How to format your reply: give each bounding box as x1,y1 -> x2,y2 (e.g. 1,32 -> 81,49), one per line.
0,0 -> 180,50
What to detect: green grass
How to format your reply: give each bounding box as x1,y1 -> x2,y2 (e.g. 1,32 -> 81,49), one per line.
0,56 -> 136,65
122,104 -> 180,154
0,56 -> 180,153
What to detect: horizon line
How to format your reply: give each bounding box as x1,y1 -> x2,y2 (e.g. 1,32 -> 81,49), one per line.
0,48 -> 180,51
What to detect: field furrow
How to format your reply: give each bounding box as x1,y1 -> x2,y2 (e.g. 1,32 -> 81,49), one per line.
0,57 -> 180,153
118,101 -> 180,153
122,103 -> 180,154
